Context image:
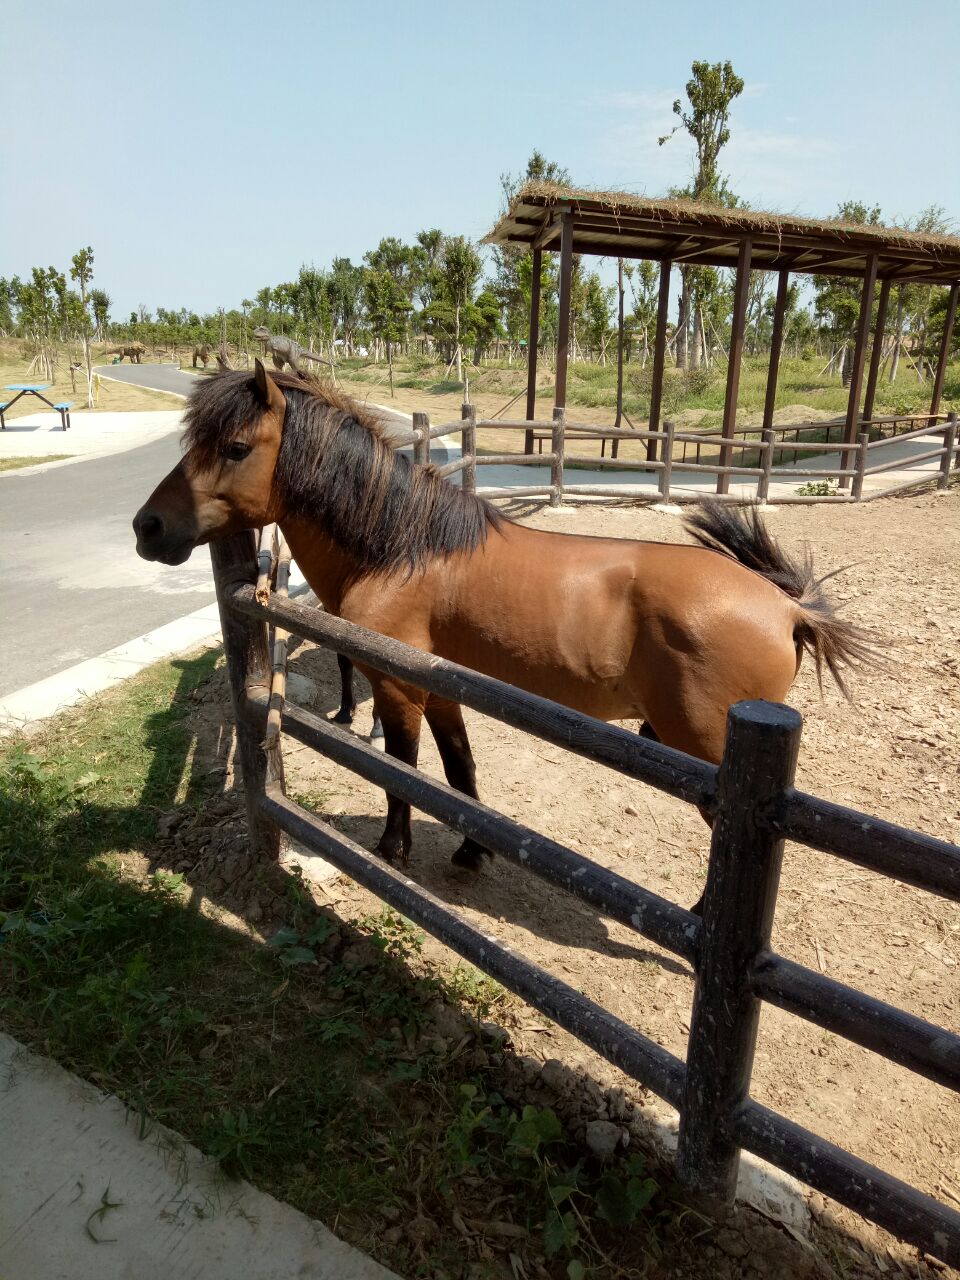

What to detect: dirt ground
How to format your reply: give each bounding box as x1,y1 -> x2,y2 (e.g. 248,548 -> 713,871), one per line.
160,487 -> 959,1276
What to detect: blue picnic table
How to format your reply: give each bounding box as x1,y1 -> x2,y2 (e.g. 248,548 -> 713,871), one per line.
1,384 -> 73,431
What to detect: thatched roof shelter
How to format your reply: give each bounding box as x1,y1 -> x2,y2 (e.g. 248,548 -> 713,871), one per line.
484,183 -> 960,486
485,183 -> 960,285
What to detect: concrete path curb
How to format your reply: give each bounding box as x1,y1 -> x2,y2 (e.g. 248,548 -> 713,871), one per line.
0,1033 -> 398,1280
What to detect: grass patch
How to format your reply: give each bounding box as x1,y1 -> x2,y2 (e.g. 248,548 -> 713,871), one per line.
0,454 -> 72,472
0,652 -> 683,1276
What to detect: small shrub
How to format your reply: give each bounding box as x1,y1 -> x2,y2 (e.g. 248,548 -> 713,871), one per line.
795,478 -> 838,496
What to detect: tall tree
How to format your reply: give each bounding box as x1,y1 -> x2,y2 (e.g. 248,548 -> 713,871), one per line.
492,151 -> 571,359
658,60 -> 744,368
70,247 -> 96,408
89,288 -> 111,342
439,236 -> 482,382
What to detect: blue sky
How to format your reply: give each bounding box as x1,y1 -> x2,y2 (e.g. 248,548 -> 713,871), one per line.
2,0 -> 958,317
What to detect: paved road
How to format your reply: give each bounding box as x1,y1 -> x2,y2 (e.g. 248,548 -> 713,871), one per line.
95,362 -> 196,398
97,363 -> 423,436
1,434 -> 215,696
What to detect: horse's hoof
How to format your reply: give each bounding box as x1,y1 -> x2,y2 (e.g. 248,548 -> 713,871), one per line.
376,837 -> 410,865
332,708 -> 355,726
370,721 -> 384,741
450,842 -> 486,872
688,894 -> 704,917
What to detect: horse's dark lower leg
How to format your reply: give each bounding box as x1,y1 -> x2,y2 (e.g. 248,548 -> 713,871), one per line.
425,700 -> 487,871
333,653 -> 356,724
373,685 -> 424,864
639,719 -> 711,916
370,710 -> 384,740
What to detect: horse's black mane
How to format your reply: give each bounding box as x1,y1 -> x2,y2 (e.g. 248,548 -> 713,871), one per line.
182,368 -> 503,574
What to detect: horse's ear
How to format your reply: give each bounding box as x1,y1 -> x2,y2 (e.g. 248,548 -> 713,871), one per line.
253,358 -> 286,419
253,358 -> 270,404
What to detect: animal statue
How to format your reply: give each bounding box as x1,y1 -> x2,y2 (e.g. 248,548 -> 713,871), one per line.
193,342 -> 215,369
107,343 -> 146,363
253,326 -> 333,375
133,365 -> 874,910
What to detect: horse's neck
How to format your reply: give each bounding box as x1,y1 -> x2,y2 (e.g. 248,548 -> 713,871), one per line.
279,514 -> 361,614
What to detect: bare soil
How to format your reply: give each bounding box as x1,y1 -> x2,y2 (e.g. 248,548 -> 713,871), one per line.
160,487 -> 960,1277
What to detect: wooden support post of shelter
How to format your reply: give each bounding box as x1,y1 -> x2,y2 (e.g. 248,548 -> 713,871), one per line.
524,245 -> 543,453
648,260 -> 672,464
862,277 -> 892,427
717,239 -> 753,495
611,258 -> 626,459
842,254 -> 879,465
554,211 -> 574,412
762,270 -> 790,432
929,281 -> 959,421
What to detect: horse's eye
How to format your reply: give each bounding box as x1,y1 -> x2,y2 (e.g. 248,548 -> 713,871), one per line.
224,442 -> 252,462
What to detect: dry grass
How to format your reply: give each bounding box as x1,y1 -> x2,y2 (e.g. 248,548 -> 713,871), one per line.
0,340 -> 184,420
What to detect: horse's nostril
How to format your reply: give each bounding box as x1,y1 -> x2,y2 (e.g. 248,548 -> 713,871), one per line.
136,512 -> 164,541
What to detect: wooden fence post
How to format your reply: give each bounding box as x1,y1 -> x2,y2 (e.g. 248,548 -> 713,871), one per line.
940,413 -> 958,489
209,531 -> 283,862
851,430 -> 870,501
658,419 -> 674,500
757,428 -> 774,503
550,406 -> 566,507
676,700 -> 801,1207
461,403 -> 477,495
413,410 -> 430,466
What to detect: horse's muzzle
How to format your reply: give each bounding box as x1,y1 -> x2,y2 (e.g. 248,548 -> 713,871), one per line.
133,507 -> 195,565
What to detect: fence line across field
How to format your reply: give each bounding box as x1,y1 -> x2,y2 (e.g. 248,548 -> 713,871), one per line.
393,406 -> 958,506
208,528 -> 960,1267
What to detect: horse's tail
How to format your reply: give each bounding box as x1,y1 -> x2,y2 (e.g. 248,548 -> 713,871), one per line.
684,502 -> 879,698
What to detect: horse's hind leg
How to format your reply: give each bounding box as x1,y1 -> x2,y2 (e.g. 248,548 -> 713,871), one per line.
637,716 -> 715,917
334,654 -> 384,739
424,698 -> 487,871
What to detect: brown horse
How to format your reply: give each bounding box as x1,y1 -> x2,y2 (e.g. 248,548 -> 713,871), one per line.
133,362 -> 873,886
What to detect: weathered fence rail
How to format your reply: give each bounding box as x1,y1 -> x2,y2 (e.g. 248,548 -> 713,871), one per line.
213,529 -> 960,1266
400,407 -> 958,506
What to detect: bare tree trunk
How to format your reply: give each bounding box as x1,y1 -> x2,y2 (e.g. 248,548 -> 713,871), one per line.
690,302 -> 703,371
675,267 -> 690,369
454,303 -> 462,383
889,290 -> 905,383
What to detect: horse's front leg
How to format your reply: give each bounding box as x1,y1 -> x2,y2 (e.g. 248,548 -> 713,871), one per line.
333,653 -> 357,724
424,698 -> 488,871
369,677 -> 426,864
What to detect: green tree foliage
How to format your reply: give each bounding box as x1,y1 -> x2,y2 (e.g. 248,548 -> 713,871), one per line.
658,60 -> 745,368
492,151 -> 571,356
812,201 -> 882,383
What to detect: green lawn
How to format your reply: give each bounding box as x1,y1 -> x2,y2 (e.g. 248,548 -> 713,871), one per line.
0,652 -> 679,1278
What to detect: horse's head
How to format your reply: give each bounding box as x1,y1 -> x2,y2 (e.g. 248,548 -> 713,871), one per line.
133,360 -> 285,565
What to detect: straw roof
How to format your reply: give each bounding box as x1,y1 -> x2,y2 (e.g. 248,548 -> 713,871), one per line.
484,183 -> 960,285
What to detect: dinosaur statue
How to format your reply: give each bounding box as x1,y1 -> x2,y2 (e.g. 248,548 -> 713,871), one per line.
252,326 -> 333,375
106,343 -> 146,363
192,342 -> 215,368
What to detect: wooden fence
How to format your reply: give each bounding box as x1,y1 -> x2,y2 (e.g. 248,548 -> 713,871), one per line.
393,409 -> 958,506
210,529 -> 960,1266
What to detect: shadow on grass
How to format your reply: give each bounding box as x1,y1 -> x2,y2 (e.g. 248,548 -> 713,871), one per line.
0,649 -> 917,1279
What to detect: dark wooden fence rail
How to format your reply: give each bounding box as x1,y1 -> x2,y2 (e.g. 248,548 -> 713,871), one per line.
212,531 -> 960,1266
397,409 -> 958,506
